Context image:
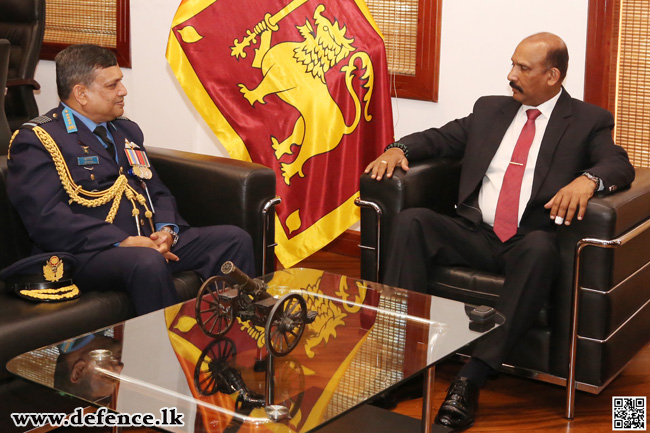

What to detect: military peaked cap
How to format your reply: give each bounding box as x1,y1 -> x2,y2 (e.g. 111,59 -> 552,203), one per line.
0,253 -> 80,302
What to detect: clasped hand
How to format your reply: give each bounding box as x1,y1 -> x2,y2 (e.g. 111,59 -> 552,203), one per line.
119,231 -> 179,262
544,175 -> 598,226
364,148 -> 409,181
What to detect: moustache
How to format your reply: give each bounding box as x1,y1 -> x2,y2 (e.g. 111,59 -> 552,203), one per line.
510,81 -> 523,93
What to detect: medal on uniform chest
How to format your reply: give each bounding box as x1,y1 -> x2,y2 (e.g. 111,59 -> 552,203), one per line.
123,138 -> 156,228
124,139 -> 152,180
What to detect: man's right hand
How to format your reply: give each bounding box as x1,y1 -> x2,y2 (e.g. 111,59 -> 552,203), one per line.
364,148 -> 409,181
119,235 -> 179,262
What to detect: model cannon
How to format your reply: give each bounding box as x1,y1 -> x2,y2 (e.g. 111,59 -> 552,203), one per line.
193,337 -> 305,420
195,262 -> 316,357
193,337 -> 265,409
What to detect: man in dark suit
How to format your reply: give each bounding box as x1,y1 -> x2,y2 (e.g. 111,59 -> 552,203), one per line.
7,44 -> 255,315
365,32 -> 634,430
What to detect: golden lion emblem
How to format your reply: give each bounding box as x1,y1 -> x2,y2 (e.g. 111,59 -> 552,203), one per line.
235,4 -> 374,185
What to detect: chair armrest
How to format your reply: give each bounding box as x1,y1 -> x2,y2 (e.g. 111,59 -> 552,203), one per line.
557,167 -> 650,290
560,168 -> 650,239
147,147 -> 277,276
358,157 -> 461,281
550,168 -> 650,391
6,78 -> 40,91
549,168 -> 650,362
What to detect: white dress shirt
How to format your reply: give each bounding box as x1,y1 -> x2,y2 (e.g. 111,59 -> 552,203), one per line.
479,91 -> 562,226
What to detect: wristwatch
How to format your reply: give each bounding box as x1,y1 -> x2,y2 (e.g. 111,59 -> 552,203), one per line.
161,226 -> 179,248
582,172 -> 601,187
384,142 -> 409,158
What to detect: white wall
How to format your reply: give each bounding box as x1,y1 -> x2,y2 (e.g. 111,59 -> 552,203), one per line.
33,0 -> 589,156
393,0 -> 589,138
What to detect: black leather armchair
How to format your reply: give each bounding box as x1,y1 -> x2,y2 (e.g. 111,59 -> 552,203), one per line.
0,0 -> 45,131
357,158 -> 650,418
0,147 -> 278,381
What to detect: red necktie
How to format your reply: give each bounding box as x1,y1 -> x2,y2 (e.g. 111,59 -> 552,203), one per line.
493,108 -> 542,242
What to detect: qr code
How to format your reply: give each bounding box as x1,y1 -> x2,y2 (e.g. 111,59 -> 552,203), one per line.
613,396 -> 646,431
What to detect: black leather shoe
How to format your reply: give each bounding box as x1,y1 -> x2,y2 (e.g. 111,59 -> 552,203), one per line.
434,376 -> 479,431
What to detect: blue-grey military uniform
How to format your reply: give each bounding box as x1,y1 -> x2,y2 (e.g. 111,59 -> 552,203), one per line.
7,104 -> 255,314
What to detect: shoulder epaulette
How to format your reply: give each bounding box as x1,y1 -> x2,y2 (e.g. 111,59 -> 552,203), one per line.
9,115 -> 54,159
115,116 -> 134,123
21,115 -> 54,130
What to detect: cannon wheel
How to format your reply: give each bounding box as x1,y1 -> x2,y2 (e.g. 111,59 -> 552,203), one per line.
195,276 -> 235,338
194,338 -> 237,396
265,294 -> 307,357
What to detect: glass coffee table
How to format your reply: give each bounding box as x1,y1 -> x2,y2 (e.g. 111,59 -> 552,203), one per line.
7,268 -> 503,433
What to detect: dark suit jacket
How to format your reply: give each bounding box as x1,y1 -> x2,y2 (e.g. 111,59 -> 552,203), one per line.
7,104 -> 193,263
398,89 -> 635,232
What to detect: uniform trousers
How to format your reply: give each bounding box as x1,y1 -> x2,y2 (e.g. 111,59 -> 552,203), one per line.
74,225 -> 255,315
382,208 -> 559,370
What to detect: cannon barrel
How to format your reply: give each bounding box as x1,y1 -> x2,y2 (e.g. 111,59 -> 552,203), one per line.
221,261 -> 267,297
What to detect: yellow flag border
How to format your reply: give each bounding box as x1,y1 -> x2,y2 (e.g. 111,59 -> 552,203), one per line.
166,0 -> 383,267
275,193 -> 359,268
166,0 -> 252,161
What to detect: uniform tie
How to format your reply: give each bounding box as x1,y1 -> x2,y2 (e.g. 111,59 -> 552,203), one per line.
94,125 -> 116,160
493,108 -> 542,242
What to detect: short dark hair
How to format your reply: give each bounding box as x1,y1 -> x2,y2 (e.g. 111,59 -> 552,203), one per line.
53,352 -> 95,399
545,45 -> 569,81
55,44 -> 118,100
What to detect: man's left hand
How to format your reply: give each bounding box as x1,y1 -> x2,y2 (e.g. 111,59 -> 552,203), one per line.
150,231 -> 179,262
544,175 -> 598,225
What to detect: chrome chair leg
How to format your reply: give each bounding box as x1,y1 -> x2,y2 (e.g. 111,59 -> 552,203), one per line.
261,196 -> 281,275
355,197 -> 382,282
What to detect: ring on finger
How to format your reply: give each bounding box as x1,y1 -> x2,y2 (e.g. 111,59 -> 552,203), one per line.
380,160 -> 388,164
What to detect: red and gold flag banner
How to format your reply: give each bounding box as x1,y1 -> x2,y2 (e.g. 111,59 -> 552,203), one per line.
166,0 -> 394,267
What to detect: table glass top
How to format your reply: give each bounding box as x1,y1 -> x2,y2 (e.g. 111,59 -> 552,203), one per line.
7,268 -> 503,433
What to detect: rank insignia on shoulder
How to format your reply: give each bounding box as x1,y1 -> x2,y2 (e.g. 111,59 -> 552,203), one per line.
0,253 -> 81,302
21,115 -> 53,130
62,108 -> 78,133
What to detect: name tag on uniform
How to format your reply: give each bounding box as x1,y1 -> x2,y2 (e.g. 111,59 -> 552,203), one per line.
77,156 -> 99,166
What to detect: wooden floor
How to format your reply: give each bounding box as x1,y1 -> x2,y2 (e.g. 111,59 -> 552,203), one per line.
294,250 -> 650,433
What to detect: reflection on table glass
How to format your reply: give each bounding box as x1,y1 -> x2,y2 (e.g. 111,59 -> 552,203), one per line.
8,268 -> 503,433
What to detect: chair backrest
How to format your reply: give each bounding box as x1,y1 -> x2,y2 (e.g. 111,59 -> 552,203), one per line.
0,0 -> 45,131
0,156 -> 33,278
0,39 -> 11,154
